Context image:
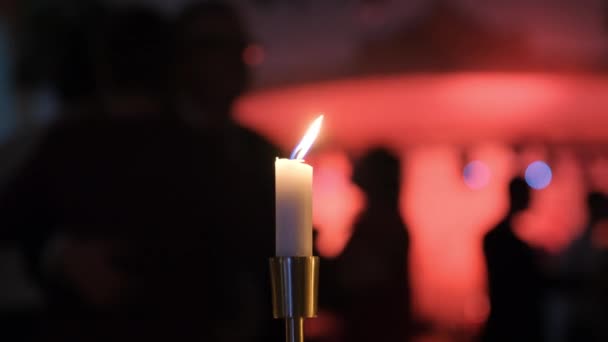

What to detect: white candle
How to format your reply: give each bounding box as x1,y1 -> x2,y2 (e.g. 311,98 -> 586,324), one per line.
275,158 -> 313,256
275,115 -> 324,256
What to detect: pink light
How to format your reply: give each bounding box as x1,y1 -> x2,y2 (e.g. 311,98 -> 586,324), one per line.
463,294 -> 490,325
310,151 -> 364,258
463,160 -> 492,190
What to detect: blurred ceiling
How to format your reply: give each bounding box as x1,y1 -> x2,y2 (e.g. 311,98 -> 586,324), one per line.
105,0 -> 608,87
236,72 -> 608,147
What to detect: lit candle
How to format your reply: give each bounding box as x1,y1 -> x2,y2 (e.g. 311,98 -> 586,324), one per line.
275,115 -> 324,256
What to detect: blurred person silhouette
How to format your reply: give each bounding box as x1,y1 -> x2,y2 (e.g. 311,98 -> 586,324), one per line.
173,1 -> 277,222
321,148 -> 411,342
0,6 -> 234,342
482,178 -> 545,342
173,2 -> 280,342
557,192 -> 608,342
172,1 -> 278,175
585,192 -> 608,342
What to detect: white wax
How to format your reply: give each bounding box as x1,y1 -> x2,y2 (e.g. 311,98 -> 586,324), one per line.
275,158 -> 313,256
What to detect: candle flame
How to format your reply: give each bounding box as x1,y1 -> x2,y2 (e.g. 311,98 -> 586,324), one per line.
290,114 -> 324,160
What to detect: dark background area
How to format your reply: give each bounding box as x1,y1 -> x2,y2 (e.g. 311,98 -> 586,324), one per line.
0,1 -> 607,341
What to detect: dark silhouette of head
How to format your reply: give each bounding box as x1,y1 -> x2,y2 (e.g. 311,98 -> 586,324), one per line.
93,7 -> 171,113
508,177 -> 530,215
174,2 -> 249,120
588,192 -> 608,223
352,148 -> 401,208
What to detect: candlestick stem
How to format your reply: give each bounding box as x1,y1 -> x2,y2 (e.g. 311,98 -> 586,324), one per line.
286,317 -> 304,342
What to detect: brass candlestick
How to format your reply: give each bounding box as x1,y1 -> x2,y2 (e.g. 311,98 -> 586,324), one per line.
269,256 -> 319,342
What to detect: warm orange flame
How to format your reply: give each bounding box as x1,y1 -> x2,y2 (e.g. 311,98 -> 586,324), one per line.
290,114 -> 324,160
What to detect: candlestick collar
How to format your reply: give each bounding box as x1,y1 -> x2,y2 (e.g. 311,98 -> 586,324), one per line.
269,256 -> 319,318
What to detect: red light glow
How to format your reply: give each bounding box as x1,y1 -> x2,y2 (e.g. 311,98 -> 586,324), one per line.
236,72 -> 608,327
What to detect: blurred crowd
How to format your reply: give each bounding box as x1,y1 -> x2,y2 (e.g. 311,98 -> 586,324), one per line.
0,2 -> 279,342
0,2 -> 607,342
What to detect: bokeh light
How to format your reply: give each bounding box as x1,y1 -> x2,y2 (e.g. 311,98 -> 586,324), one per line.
525,161 -> 552,189
463,160 -> 491,189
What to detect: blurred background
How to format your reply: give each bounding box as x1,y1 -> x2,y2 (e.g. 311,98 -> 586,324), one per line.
1,0 -> 608,341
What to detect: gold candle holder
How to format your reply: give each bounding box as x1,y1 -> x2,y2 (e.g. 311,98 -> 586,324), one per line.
269,256 -> 319,342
